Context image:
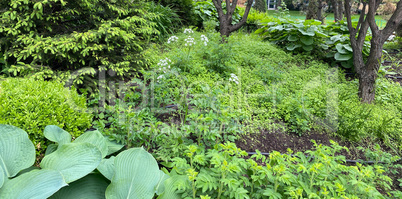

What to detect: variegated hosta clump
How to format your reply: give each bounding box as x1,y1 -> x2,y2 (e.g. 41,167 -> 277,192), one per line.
0,124 -> 179,199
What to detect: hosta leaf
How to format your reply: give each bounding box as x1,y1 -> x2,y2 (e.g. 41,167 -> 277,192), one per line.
45,144 -> 58,156
155,170 -> 169,195
286,43 -> 301,51
0,169 -> 66,199
157,175 -> 188,199
302,45 -> 313,51
287,34 -> 298,42
0,166 -> 4,188
300,36 -> 314,45
335,52 -> 352,61
341,60 -> 354,68
49,174 -> 109,199
335,43 -> 347,54
343,44 -> 353,52
74,130 -> 108,158
97,157 -> 115,181
105,147 -> 162,199
0,125 -> 35,178
106,139 -> 124,156
299,29 -> 315,36
41,142 -> 102,183
44,125 -> 71,146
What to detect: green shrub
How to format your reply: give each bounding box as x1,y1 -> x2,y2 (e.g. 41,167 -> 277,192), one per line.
0,0 -> 164,90
0,78 -> 92,153
255,18 -> 371,69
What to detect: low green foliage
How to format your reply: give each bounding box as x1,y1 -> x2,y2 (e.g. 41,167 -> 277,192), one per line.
0,124 -> 178,199
256,19 -> 371,69
0,78 -> 92,154
165,141 -> 399,198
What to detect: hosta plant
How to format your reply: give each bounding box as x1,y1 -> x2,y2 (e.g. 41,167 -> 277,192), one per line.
0,124 -> 178,198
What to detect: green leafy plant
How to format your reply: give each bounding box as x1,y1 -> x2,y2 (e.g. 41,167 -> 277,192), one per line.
164,141 -> 394,198
0,124 -> 178,198
0,78 -> 92,154
0,0 -> 167,90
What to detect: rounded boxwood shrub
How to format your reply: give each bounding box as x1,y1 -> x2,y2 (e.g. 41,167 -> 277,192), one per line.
0,78 -> 92,153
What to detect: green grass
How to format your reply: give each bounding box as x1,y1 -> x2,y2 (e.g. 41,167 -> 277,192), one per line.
266,10 -> 388,28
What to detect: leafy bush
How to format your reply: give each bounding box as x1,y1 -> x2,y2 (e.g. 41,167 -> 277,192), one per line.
256,18 -> 371,69
0,0 -> 167,89
165,141 -> 398,198
0,124 -> 179,199
0,78 -> 92,153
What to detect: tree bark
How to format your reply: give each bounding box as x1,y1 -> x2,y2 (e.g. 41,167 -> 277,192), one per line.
212,0 -> 253,41
345,0 -> 402,103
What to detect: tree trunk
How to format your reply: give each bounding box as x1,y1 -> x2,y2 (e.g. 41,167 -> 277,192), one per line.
336,0 -> 343,21
332,0 -> 343,22
358,66 -> 378,102
344,0 -> 402,103
212,0 -> 253,42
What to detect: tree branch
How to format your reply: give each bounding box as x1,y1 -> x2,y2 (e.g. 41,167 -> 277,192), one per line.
212,0 -> 225,20
229,0 -> 253,32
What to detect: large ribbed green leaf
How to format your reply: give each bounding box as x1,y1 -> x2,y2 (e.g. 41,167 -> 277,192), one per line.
105,148 -> 162,199
74,130 -> 108,158
157,175 -> 188,199
106,139 -> 124,156
49,174 -> 109,199
0,169 -> 66,199
97,156 -> 115,181
0,166 -> 4,188
44,125 -> 71,146
0,125 -> 35,178
40,142 -> 102,183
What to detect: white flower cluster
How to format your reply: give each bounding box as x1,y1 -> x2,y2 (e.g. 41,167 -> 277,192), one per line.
157,58 -> 171,73
184,28 -> 194,34
229,73 -> 239,85
167,35 -> 178,44
184,36 -> 196,46
157,75 -> 164,82
200,35 -> 209,46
